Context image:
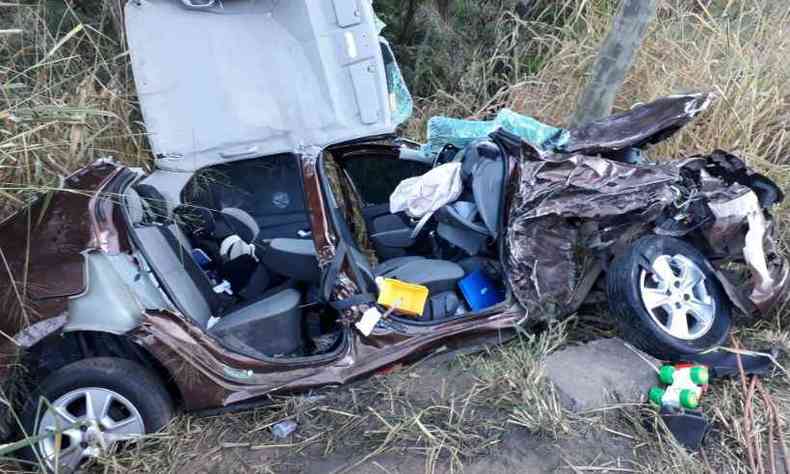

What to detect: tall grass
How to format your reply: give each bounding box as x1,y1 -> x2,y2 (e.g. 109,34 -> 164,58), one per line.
0,0 -> 142,219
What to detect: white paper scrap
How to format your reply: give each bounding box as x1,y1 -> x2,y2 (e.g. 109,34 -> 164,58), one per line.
355,307 -> 383,337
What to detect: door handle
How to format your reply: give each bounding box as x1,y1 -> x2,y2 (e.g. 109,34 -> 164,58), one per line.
181,0 -> 217,9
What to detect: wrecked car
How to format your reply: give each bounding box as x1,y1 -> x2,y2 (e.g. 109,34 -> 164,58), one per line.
0,0 -> 785,471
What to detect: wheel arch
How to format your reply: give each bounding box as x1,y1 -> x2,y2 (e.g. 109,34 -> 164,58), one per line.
22,330 -> 182,410
606,234 -> 733,359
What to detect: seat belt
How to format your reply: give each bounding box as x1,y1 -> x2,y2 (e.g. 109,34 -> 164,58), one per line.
322,241 -> 377,312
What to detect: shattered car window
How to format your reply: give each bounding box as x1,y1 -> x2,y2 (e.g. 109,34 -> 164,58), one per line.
381,39 -> 413,126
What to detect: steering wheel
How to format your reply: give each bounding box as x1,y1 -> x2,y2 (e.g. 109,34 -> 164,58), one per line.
441,202 -> 491,236
433,143 -> 461,168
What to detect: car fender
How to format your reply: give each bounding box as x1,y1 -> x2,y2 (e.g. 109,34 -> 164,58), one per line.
64,251 -> 165,335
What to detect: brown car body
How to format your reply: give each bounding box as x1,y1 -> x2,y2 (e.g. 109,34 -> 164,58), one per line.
0,106 -> 786,429
0,144 -> 528,424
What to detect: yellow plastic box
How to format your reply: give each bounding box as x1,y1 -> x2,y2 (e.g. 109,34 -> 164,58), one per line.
376,278 -> 429,317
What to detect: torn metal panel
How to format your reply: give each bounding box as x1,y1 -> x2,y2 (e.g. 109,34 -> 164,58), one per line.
506,215 -> 579,321
0,161 -> 120,337
64,252 -> 148,335
703,186 -> 789,313
562,93 -> 713,155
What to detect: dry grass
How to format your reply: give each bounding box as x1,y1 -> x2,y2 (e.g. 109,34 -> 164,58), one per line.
1,0 -> 790,473
0,0 -> 143,217
77,324 -> 570,473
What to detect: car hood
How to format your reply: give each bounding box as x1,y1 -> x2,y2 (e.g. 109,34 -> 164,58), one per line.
126,0 -> 398,172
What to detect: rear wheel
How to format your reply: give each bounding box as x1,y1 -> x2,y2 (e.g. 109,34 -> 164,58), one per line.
18,357 -> 174,473
607,236 -> 732,360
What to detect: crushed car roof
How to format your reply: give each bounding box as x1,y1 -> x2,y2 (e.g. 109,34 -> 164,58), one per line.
126,0 -> 397,172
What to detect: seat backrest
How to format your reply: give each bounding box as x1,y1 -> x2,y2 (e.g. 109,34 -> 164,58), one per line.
471,158 -> 504,235
221,207 -> 260,242
134,223 -> 220,328
463,140 -> 505,236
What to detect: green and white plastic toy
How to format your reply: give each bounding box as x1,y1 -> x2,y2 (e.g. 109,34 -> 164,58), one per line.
649,363 -> 709,410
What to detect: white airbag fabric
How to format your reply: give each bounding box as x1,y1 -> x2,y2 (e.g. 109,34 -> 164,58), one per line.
390,163 -> 463,218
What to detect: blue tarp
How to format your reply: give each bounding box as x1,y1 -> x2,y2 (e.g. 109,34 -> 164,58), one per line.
421,109 -> 569,156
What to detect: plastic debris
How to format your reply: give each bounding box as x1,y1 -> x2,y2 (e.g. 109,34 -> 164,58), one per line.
649,364 -> 709,410
658,408 -> 710,451
646,347 -> 779,451
376,278 -> 428,317
355,307 -> 384,336
271,420 -> 297,439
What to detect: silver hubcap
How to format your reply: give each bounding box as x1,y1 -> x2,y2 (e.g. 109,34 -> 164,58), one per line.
639,254 -> 716,341
35,388 -> 145,472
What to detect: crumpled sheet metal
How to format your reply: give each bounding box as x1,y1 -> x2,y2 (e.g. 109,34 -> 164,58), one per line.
561,93 -> 713,155
514,151 -> 679,221
703,185 -> 789,313
505,137 -> 787,322
505,145 -> 683,321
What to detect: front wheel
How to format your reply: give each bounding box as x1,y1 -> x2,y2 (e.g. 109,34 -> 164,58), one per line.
18,357 -> 174,473
607,236 -> 732,360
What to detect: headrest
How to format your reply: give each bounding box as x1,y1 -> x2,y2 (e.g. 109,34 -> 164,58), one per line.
221,207 -> 260,243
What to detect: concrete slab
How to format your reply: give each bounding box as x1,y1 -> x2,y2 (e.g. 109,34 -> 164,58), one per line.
544,338 -> 659,412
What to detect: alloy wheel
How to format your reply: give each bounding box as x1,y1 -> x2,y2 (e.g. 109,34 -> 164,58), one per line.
638,254 -> 716,341
35,387 -> 145,472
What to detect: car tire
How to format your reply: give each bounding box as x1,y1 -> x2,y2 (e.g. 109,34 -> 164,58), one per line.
17,357 -> 174,473
607,235 -> 732,360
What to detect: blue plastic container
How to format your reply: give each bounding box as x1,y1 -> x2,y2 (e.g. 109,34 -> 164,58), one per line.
458,270 -> 506,312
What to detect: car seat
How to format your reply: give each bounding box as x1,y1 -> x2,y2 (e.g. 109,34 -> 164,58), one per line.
133,222 -> 304,357
322,153 -> 466,294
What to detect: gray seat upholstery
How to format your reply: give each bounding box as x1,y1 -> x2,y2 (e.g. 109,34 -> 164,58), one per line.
372,256 -> 424,275
322,153 -> 466,298
436,140 -> 505,255
263,238 -> 321,282
134,223 -> 217,327
221,207 -> 260,243
209,289 -> 303,356
267,231 -> 465,295
133,221 -> 304,356
375,258 -> 465,294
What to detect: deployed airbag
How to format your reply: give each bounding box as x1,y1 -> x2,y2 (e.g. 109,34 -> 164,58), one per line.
390,162 -> 463,233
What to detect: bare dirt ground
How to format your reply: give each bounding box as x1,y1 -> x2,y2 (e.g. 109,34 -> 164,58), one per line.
94,319 -> 789,474
166,352 -> 637,474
